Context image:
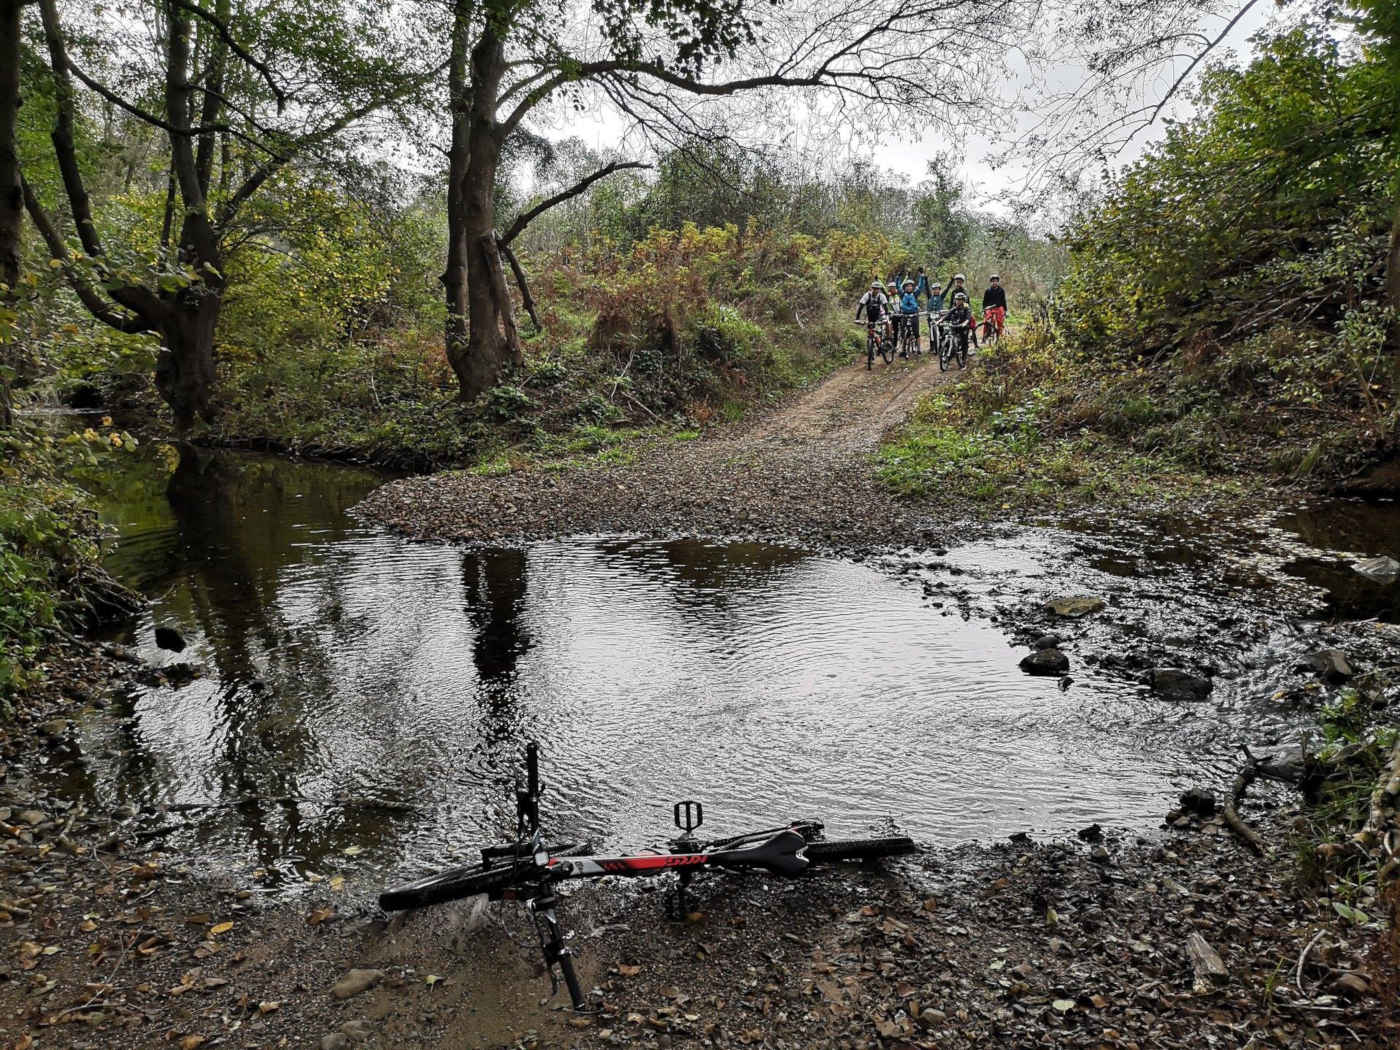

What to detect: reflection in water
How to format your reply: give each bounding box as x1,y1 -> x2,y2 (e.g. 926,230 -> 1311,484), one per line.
54,449 -> 1397,893
1275,501 -> 1400,622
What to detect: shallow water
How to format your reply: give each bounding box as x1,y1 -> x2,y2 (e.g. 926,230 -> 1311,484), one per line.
45,450 -> 1399,890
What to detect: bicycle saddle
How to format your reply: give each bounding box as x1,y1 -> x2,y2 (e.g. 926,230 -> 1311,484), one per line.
708,829 -> 810,877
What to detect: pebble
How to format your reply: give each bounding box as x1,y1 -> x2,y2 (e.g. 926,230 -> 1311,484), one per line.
331,968 -> 384,1000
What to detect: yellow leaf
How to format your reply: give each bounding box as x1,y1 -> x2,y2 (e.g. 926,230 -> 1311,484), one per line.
257,1000 -> 280,1014
329,875 -> 345,891
425,974 -> 443,986
180,1035 -> 205,1049
342,846 -> 363,857
209,922 -> 234,936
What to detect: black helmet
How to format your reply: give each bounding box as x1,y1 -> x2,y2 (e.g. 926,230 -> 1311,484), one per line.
954,291 -> 968,302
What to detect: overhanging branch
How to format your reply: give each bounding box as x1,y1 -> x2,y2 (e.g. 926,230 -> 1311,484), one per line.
167,0 -> 288,111
500,160 -> 649,244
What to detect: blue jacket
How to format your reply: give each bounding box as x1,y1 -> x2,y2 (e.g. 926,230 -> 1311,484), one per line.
899,292 -> 919,314
926,292 -> 946,313
914,273 -> 930,298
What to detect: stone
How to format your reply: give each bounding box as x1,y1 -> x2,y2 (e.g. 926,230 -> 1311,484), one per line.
37,719 -> 70,739
1044,596 -> 1105,618
331,969 -> 384,1000
1076,823 -> 1103,843
1308,649 -> 1353,683
1031,634 -> 1063,650
1020,648 -> 1069,676
1186,932 -> 1229,990
154,626 -> 187,652
1089,845 -> 1110,865
1331,972 -> 1370,1000
1353,555 -> 1400,582
321,1036 -> 350,1050
16,810 -> 47,827
340,1019 -> 371,1043
1253,742 -> 1307,783
1150,668 -> 1213,702
1179,787 -> 1216,817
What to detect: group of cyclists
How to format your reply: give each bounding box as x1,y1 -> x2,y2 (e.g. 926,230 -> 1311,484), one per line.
855,268 -> 1007,362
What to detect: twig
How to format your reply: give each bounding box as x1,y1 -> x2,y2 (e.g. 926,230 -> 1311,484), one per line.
1296,928 -> 1326,994
621,390 -> 665,424
1224,763 -> 1266,855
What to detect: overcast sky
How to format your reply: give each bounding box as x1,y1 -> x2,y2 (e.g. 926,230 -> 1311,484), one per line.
552,1 -> 1288,218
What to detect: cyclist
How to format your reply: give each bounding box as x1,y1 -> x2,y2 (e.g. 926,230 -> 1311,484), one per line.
982,273 -> 1007,338
856,279 -> 891,344
945,290 -> 977,354
898,278 -> 921,356
945,272 -> 970,305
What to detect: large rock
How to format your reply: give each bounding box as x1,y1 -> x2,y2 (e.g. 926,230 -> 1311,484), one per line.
1044,596 -> 1105,618
1020,648 -> 1070,676
154,626 -> 186,652
1150,668 -> 1213,702
1179,787 -> 1216,817
1353,555 -> 1400,583
330,969 -> 384,1000
1308,649 -> 1353,683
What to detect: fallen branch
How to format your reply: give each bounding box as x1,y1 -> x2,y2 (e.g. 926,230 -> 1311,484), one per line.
1224,763 -> 1266,855
1356,736 -> 1400,884
1296,928 -> 1327,994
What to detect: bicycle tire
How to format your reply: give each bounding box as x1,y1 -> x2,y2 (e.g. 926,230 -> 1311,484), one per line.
379,860 -> 519,911
804,836 -> 917,863
956,341 -> 968,368
938,340 -> 951,371
880,338 -> 895,365
866,331 -> 875,370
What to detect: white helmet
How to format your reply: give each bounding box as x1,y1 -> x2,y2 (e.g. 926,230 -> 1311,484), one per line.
870,280 -> 882,290
989,273 -> 1000,280
953,273 -> 965,281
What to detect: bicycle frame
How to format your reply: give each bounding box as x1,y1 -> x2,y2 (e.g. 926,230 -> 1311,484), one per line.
382,744 -> 914,1011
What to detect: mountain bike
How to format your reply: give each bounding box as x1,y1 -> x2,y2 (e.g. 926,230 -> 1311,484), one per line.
897,313 -> 920,358
860,319 -> 896,369
936,319 -> 969,371
980,306 -> 1004,347
378,742 -> 916,1010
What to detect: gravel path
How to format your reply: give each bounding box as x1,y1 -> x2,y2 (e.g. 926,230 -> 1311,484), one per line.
356,354 -> 961,546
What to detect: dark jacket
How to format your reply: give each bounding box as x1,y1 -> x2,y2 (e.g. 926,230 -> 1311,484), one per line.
982,284 -> 1007,310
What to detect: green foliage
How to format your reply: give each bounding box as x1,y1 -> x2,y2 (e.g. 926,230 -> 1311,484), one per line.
0,422 -> 136,702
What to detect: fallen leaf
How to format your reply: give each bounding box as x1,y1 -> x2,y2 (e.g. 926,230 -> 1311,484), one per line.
179,1037 -> 204,1050
209,922 -> 234,936
306,907 -> 335,926
329,875 -> 346,891
342,846 -> 363,857
618,964 -> 641,977
1052,999 -> 1075,1013
257,1000 -> 279,1014
425,974 -> 443,987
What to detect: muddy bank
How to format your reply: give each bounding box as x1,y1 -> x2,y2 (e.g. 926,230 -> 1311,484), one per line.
2,778 -> 1396,1050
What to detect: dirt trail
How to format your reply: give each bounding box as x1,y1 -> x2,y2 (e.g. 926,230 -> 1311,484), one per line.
357,354 -> 964,547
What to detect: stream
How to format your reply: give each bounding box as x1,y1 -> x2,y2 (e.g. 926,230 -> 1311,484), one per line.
35,445 -> 1400,893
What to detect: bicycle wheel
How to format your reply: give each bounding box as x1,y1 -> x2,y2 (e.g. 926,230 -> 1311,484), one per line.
804,836 -> 917,863
956,339 -> 968,369
379,860 -> 518,911
938,334 -> 951,372
880,337 -> 895,365
866,331 -> 875,370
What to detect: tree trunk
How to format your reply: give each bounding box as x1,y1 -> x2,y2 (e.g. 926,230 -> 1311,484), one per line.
442,0 -> 471,393
155,287 -> 221,430
0,0 -> 21,428
446,25 -> 523,401
1387,197 -> 1400,348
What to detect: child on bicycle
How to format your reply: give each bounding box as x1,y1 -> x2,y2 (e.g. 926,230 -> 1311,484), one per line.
856,280 -> 890,338
898,278 -> 920,356
946,291 -> 978,352
981,273 -> 1007,337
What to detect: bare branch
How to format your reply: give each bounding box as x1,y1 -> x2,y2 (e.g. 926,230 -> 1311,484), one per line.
500,160 -> 649,244
167,0 -> 288,111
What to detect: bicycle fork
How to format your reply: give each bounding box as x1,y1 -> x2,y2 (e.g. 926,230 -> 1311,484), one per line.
530,886 -> 585,1009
